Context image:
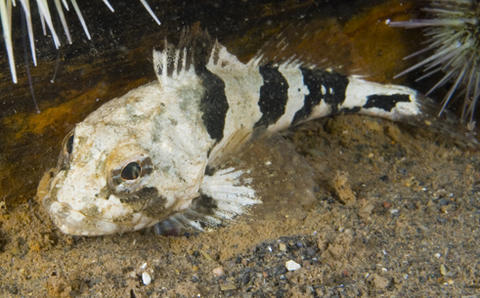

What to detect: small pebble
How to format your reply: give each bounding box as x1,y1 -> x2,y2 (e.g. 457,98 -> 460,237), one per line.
220,283 -> 236,291
191,275 -> 200,283
142,272 -> 152,285
440,264 -> 447,276
212,266 -> 225,277
285,260 -> 301,271
279,243 -> 287,252
371,274 -> 389,289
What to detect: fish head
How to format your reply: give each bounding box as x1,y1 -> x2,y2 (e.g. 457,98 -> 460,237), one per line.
39,82 -> 210,236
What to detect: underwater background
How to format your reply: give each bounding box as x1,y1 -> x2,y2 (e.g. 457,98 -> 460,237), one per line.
1,0 -> 479,296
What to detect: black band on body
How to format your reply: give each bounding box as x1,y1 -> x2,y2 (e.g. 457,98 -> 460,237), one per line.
254,64 -> 289,128
292,68 -> 349,125
199,68 -> 229,142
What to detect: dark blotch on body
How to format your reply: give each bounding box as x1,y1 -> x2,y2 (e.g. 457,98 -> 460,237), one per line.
340,106 -> 361,114
293,68 -> 349,124
120,186 -> 160,204
115,186 -> 169,217
363,94 -> 411,112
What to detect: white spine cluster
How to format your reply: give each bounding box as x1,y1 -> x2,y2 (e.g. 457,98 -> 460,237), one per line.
390,0 -> 480,126
0,0 -> 160,83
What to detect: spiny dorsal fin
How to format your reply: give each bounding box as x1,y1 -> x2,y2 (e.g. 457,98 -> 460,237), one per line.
152,25 -> 216,88
153,41 -> 195,87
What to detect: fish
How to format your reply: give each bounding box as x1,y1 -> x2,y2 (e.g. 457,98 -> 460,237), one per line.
37,30 -> 424,236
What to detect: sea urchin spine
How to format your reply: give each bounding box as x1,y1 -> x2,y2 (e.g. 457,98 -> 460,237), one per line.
0,0 -> 160,84
390,0 -> 480,126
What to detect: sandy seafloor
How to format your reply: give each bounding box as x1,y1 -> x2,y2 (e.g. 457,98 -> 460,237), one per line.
1,114 -> 480,296
0,0 -> 479,296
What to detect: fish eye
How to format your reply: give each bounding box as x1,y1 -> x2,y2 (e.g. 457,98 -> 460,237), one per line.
66,134 -> 74,154
62,130 -> 75,156
59,130 -> 75,169
108,156 -> 153,193
121,162 -> 141,180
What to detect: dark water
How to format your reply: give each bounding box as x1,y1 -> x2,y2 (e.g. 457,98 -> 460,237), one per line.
0,0 -> 411,206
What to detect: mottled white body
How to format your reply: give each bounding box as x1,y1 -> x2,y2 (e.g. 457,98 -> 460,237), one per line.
38,39 -> 421,236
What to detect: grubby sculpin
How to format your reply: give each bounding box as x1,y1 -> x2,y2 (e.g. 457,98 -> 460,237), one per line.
37,32 -> 422,236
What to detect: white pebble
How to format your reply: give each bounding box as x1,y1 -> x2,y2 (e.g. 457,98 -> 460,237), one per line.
285,260 -> 301,271
142,272 -> 152,285
212,266 -> 225,277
